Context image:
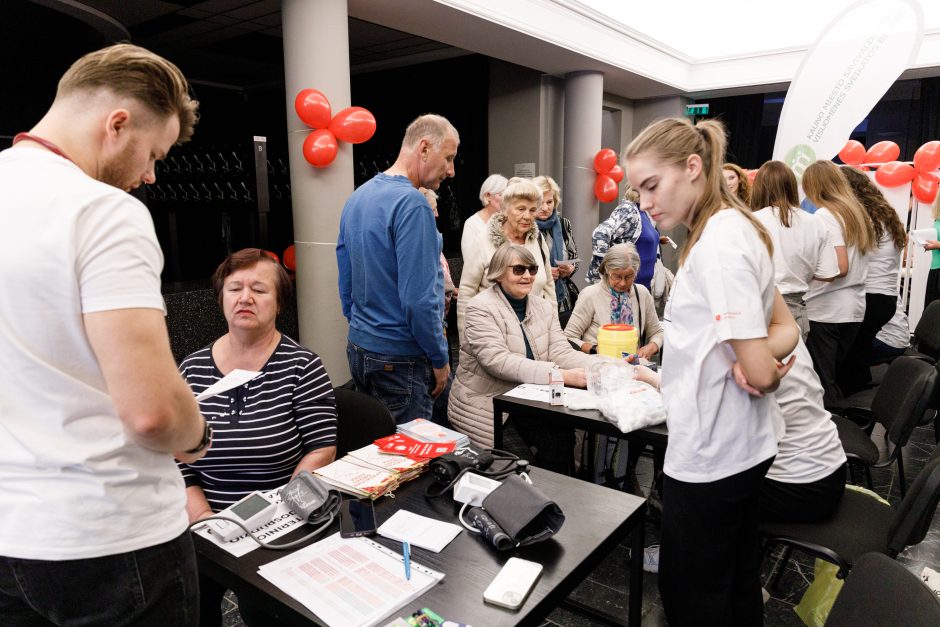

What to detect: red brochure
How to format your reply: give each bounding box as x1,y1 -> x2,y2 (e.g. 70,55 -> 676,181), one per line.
374,433 -> 456,460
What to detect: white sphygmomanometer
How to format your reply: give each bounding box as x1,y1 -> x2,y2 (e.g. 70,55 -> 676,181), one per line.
191,471 -> 342,551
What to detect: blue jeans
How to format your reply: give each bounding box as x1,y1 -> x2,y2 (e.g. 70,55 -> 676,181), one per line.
347,341 -> 435,424
0,531 -> 198,626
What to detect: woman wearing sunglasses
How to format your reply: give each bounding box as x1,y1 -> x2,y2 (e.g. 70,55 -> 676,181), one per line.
449,243 -> 595,473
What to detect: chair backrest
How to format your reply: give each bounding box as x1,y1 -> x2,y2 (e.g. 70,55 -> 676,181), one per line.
872,357 -> 937,447
887,444 -> 940,554
913,300 -> 940,360
333,387 -> 396,457
824,552 -> 940,626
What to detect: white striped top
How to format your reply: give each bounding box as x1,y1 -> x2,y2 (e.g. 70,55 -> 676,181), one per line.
177,335 -> 337,511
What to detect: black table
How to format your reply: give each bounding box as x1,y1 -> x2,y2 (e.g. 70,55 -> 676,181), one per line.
195,466 -> 647,626
492,394 -> 668,454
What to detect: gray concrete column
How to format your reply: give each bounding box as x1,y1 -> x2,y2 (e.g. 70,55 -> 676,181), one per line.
561,71 -> 604,289
282,0 -> 352,383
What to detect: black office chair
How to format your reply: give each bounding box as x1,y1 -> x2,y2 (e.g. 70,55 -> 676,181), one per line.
333,387 -> 396,457
902,300 -> 940,364
824,552 -> 940,626
760,444 -> 940,587
830,357 -> 937,496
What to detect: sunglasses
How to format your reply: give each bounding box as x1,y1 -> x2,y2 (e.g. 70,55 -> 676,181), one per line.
509,264 -> 539,276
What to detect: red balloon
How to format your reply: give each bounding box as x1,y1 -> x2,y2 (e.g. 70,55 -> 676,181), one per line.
593,149 -> 617,174
594,174 -> 618,202
608,164 -> 624,183
865,141 -> 901,165
328,107 -> 376,144
294,89 -> 332,129
302,129 -> 338,168
261,250 -> 279,264
282,244 -> 296,272
746,169 -> 758,182
838,140 -> 866,165
913,174 -> 939,205
914,140 -> 940,174
919,171 -> 939,183
849,164 -> 870,171
874,161 -> 915,187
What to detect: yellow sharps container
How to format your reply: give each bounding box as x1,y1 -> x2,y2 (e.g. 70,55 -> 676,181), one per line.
596,323 -> 639,359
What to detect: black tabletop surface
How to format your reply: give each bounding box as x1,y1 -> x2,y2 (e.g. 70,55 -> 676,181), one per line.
195,466 -> 645,626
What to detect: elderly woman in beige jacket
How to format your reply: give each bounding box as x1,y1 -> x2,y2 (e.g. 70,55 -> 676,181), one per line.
565,243 -> 663,360
449,243 -> 594,473
456,179 -> 555,344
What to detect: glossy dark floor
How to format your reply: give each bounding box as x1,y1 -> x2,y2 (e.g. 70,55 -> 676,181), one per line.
218,422 -> 940,627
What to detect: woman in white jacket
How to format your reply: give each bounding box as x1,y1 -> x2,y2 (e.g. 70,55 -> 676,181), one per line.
449,243 -> 593,473
456,179 -> 555,343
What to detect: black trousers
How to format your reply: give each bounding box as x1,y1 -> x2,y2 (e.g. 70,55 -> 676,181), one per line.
806,320 -> 861,405
838,294 -> 897,396
659,457 -> 774,627
926,268 -> 940,309
760,463 -> 847,523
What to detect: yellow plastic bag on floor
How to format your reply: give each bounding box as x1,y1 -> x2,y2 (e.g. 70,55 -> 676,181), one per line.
793,559 -> 844,627
793,486 -> 889,626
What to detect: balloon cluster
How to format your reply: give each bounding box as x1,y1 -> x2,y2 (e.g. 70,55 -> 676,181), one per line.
593,149 -> 623,202
838,139 -> 940,204
294,89 -> 377,168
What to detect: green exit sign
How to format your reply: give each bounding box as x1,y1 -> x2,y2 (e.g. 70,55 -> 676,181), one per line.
686,103 -> 709,116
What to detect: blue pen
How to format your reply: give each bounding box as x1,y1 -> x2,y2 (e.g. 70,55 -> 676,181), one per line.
403,541 -> 411,580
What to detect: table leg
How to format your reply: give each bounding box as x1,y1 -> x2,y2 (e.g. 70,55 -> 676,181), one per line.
629,505 -> 646,625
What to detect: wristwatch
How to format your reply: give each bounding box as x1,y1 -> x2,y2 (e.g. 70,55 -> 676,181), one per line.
185,421 -> 212,454
589,344 -> 598,355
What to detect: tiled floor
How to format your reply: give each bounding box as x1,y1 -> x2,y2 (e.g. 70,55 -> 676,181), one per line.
218,421 -> 940,627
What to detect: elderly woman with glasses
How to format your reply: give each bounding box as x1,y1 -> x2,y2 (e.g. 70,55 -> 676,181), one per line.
449,243 -> 595,473
565,243 -> 663,360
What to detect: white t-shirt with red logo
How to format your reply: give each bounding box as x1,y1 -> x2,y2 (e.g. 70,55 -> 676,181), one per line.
661,209 -> 784,483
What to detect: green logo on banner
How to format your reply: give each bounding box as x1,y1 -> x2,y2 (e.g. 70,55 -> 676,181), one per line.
784,144 -> 817,182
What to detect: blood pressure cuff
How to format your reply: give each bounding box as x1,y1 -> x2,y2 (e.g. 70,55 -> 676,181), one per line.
480,474 -> 565,547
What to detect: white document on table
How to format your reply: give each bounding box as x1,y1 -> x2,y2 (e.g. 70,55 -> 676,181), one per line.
911,227 -> 938,246
194,368 -> 262,401
377,510 -> 462,553
258,533 -> 444,627
503,383 -> 552,402
193,487 -> 304,558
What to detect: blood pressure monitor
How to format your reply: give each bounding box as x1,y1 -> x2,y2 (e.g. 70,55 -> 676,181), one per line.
207,491 -> 277,541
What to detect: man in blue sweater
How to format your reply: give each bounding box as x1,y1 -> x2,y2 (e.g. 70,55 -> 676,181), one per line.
337,114 -> 458,422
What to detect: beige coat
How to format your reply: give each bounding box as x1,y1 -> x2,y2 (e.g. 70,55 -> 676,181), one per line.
565,281 -> 664,350
456,213 -> 555,345
449,285 -> 595,448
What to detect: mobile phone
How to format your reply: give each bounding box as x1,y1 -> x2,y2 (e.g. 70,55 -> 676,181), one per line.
483,557 -> 543,610
339,497 -> 377,538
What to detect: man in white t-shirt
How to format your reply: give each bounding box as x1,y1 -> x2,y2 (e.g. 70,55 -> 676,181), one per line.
0,44 -> 208,625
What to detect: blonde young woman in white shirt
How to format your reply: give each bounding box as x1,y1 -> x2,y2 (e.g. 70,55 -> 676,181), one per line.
749,160 -> 840,338
626,117 -> 798,626
801,161 -> 876,405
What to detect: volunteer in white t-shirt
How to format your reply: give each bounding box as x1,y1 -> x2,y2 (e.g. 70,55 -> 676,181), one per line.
749,160 -> 840,338
0,45 -> 206,625
802,160 -> 877,405
762,340 -> 847,522
625,118 -> 799,626
838,166 -> 907,396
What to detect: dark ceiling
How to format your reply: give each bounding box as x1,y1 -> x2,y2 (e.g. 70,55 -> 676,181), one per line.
11,0 -> 464,91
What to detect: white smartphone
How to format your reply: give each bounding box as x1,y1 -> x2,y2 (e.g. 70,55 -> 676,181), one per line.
483,557 -> 543,610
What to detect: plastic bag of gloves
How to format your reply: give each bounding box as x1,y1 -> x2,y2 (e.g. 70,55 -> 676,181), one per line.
587,359 -> 666,433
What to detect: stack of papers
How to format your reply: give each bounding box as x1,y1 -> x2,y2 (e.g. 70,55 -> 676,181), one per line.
313,444 -> 430,499
313,459 -> 399,499
258,533 -> 444,627
377,510 -> 462,553
397,418 -> 469,448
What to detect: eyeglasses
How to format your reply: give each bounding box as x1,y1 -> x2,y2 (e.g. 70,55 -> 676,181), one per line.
510,264 -> 539,276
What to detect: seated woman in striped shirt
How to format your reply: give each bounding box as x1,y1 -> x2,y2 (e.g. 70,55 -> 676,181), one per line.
177,248 -> 337,626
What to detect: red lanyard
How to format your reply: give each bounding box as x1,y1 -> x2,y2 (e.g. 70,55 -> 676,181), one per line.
12,132 -> 75,165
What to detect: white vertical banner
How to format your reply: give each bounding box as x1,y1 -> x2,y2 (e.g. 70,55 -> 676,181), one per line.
773,0 -> 924,180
